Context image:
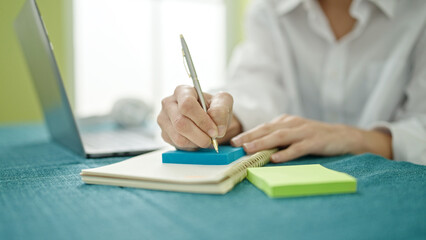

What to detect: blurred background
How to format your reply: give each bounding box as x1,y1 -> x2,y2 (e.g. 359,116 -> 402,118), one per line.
0,0 -> 250,124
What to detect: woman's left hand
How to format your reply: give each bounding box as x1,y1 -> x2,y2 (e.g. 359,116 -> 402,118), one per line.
230,114 -> 392,163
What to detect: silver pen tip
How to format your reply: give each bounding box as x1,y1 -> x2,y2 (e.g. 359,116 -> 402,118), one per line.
212,139 -> 219,153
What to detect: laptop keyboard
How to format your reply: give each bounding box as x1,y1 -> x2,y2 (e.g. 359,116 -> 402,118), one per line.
82,130 -> 159,151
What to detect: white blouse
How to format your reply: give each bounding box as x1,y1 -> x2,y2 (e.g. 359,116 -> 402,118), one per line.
223,0 -> 426,165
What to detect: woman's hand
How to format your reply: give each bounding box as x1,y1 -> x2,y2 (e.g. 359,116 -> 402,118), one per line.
157,85 -> 242,151
231,115 -> 392,163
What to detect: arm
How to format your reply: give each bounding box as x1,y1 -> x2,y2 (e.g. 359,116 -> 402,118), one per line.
372,23 -> 426,165
230,22 -> 426,165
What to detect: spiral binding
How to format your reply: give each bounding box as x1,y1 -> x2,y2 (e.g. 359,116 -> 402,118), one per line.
227,148 -> 279,184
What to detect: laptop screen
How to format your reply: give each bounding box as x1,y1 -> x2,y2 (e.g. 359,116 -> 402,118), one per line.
14,0 -> 85,156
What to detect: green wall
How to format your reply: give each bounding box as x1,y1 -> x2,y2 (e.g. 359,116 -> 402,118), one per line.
225,0 -> 251,61
0,0 -> 73,124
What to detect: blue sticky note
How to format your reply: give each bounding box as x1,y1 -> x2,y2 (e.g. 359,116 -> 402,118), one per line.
162,146 -> 246,165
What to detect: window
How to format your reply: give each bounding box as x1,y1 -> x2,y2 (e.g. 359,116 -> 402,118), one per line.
74,0 -> 226,118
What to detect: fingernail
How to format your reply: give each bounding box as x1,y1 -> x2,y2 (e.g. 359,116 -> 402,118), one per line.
243,142 -> 254,151
231,137 -> 241,146
218,125 -> 226,137
208,129 -> 218,138
270,154 -> 277,162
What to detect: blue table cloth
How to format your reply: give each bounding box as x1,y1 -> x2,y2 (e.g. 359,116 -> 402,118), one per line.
1,123 -> 425,240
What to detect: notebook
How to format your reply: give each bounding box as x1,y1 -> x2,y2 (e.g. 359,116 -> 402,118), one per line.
247,164 -> 357,198
80,147 -> 278,194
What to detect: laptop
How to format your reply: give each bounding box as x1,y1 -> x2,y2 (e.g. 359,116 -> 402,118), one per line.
14,0 -> 162,158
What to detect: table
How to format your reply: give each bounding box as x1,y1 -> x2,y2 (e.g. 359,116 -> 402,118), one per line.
1,123 -> 425,240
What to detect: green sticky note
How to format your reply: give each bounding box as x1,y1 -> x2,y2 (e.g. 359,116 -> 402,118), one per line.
247,164 -> 357,198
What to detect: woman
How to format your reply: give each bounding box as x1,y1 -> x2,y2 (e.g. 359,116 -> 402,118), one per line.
157,0 -> 426,165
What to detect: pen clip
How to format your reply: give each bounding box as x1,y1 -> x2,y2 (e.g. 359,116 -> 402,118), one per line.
182,49 -> 191,78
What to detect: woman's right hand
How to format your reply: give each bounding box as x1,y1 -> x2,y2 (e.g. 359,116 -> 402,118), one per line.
157,85 -> 242,151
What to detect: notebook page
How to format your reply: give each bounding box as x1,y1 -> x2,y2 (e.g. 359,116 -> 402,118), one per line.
81,148 -> 252,184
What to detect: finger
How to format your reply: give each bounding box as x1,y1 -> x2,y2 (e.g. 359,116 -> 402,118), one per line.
166,100 -> 212,148
271,115 -> 306,128
158,110 -> 173,145
216,114 -> 243,144
162,132 -> 198,151
242,129 -> 302,154
164,127 -> 199,150
160,129 -> 173,145
174,85 -> 196,97
270,141 -> 311,163
231,122 -> 278,147
160,94 -> 210,149
158,109 -> 198,150
231,115 -> 306,147
176,86 -> 218,138
208,92 -> 233,138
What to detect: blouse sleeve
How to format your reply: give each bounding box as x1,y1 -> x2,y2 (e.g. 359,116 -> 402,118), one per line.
375,23 -> 426,166
222,1 -> 287,131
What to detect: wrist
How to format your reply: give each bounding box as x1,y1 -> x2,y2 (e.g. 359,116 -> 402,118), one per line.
351,127 -> 393,159
337,125 -> 364,154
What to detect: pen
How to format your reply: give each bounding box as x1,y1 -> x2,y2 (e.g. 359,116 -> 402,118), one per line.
180,34 -> 219,153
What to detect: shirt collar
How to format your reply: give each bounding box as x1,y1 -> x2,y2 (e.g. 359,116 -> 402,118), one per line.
368,0 -> 397,18
275,0 -> 397,18
275,0 -> 304,15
